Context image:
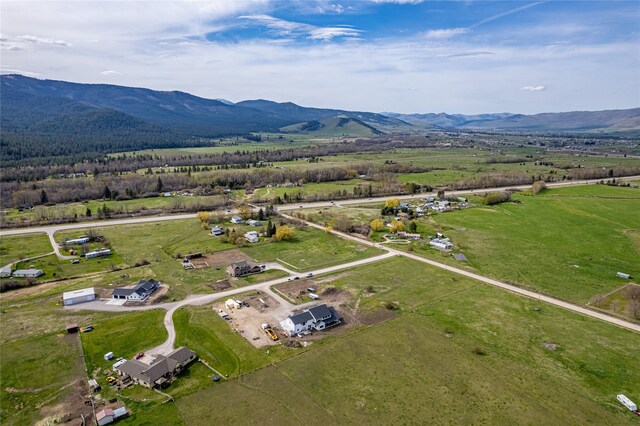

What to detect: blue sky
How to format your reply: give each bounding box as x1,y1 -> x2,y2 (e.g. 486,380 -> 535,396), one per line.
1,0 -> 639,113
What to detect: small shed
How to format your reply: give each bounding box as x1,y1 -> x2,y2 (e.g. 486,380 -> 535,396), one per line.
225,299 -> 241,310
104,351 -> 114,360
96,408 -> 114,426
616,272 -> 631,279
66,323 -> 79,333
62,287 -> 96,306
113,407 -> 128,419
88,379 -> 101,392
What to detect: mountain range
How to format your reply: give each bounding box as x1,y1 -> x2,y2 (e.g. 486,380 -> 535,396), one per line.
1,74 -> 638,163
385,110 -> 640,132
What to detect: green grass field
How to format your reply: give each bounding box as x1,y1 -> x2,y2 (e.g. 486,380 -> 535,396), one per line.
421,185 -> 640,306
0,233 -> 52,265
178,257 -> 640,425
0,333 -> 85,425
239,227 -> 382,271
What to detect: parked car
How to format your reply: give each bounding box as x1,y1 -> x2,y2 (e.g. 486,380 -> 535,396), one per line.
134,352 -> 145,359
306,273 -> 313,278
71,259 -> 80,264
294,276 -> 300,280
82,325 -> 94,332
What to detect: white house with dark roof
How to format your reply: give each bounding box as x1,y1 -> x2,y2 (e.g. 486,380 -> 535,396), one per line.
280,304 -> 342,335
13,268 -> 44,278
244,231 -> 259,243
230,216 -> 244,224
112,279 -> 160,301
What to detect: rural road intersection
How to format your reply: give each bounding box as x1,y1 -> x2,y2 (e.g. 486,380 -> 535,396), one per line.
4,175 -> 639,359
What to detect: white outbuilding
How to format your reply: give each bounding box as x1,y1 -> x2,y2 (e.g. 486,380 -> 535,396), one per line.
617,394 -> 637,411
62,287 -> 96,306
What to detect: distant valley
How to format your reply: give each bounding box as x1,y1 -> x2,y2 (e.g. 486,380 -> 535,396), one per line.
1,74 -> 638,164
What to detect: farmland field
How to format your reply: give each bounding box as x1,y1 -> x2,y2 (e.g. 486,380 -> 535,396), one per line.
423,184 -> 640,306
178,258 -> 640,425
0,233 -> 52,265
239,227 -> 382,271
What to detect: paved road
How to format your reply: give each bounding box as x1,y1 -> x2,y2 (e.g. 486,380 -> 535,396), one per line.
3,176 -> 638,238
282,213 -> 640,333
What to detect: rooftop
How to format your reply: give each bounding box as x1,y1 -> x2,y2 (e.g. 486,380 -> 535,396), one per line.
62,287 -> 95,300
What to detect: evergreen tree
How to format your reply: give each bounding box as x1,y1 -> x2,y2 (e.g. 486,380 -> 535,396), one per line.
86,207 -> 92,217
257,208 -> 265,221
156,177 -> 164,192
104,186 -> 111,200
40,189 -> 48,204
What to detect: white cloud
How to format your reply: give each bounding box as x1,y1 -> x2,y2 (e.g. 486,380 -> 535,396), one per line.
521,85 -> 546,91
1,1 -> 637,114
309,27 -> 363,41
423,28 -> 468,40
101,70 -> 121,76
15,34 -> 70,46
372,0 -> 424,4
239,14 -> 362,41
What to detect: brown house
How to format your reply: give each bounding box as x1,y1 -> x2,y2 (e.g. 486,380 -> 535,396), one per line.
115,347 -> 197,388
227,260 -> 263,277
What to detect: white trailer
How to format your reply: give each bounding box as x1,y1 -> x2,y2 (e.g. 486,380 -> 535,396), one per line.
617,394 -> 637,411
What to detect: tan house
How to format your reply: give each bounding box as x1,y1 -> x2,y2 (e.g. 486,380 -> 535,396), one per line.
115,347 -> 197,388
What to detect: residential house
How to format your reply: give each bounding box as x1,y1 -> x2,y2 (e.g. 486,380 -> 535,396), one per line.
115,347 -> 197,388
247,219 -> 262,227
86,248 -> 111,259
429,238 -> 453,250
280,304 -> 342,335
112,279 -> 160,301
227,260 -> 262,277
244,231 -> 259,243
12,269 -> 44,278
397,232 -> 420,240
211,226 -> 225,236
62,236 -> 90,246
0,265 -> 12,278
230,216 -> 244,224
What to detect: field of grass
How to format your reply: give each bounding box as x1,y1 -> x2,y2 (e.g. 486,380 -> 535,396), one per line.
178,257 -> 640,425
173,305 -> 287,378
1,333 -> 85,425
239,227 -> 382,271
80,310 -> 167,385
420,184 -> 640,306
1,195 -> 229,227
250,179 -> 366,203
0,233 -> 52,265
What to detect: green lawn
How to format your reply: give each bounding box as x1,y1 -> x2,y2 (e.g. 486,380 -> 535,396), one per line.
173,305 -> 287,378
178,257 -> 640,425
80,310 -> 167,386
239,227 -> 382,271
0,233 -> 52,265
12,251 -> 126,281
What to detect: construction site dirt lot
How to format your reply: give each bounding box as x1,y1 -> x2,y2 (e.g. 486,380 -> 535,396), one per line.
189,249 -> 252,269
212,292 -> 287,348
275,275 -> 353,306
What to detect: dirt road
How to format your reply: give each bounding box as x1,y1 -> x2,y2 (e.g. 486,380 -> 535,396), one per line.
282,213 -> 640,333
